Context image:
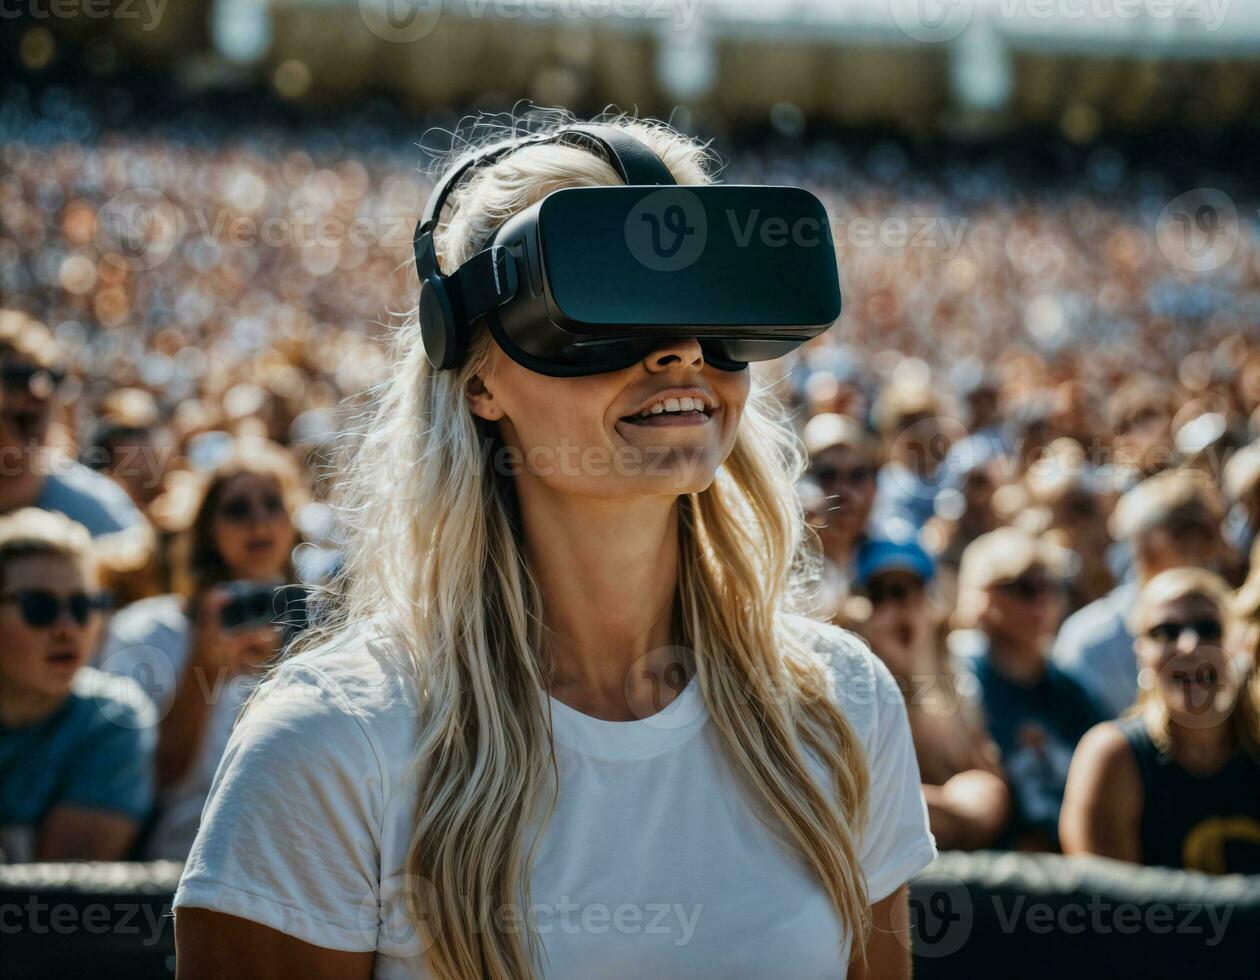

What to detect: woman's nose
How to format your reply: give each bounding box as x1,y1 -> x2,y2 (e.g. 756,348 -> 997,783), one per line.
645,337 -> 704,372
1176,629 -> 1202,655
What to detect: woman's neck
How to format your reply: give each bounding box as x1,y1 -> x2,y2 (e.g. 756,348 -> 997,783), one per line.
518,485 -> 682,721
1166,716 -> 1236,776
985,632 -> 1047,685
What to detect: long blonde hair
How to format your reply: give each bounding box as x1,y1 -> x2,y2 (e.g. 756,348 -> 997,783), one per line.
302,113 -> 871,978
1127,566 -> 1260,757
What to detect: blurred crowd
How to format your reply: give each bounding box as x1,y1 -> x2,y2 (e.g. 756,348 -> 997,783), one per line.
2,83 -> 1260,874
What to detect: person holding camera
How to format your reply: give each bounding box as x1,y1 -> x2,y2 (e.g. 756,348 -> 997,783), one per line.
97,438 -> 305,860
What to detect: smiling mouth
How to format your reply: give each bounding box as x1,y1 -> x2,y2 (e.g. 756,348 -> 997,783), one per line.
1172,667 -> 1219,691
619,396 -> 714,427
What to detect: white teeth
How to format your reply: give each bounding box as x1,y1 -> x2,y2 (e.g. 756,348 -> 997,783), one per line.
633,395 -> 711,418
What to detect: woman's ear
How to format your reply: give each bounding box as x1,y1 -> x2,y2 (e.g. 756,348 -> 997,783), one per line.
466,374 -> 503,422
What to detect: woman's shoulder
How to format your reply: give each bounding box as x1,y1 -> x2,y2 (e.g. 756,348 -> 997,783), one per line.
239,624 -> 423,787
780,613 -> 902,747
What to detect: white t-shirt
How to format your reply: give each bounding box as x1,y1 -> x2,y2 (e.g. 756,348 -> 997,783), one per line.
174,615 -> 936,978
98,594 -> 261,860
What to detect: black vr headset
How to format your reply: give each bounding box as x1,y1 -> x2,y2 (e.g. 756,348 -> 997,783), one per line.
413,125 -> 842,377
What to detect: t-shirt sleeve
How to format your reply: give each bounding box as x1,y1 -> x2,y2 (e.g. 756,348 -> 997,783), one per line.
96,602 -> 187,715
858,653 -> 938,903
60,706 -> 156,820
173,662 -> 387,952
37,463 -> 143,536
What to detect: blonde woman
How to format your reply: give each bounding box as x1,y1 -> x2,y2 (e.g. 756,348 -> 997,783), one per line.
1060,568 -> 1260,873
174,117 -> 935,979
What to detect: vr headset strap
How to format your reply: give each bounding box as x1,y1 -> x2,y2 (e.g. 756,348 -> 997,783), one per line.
414,124 -> 676,277
447,245 -> 519,324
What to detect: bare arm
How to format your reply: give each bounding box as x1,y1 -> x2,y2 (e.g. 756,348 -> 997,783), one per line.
176,908 -> 374,980
848,884 -> 912,980
37,806 -> 138,861
922,768 -> 1011,851
1059,722 -> 1142,863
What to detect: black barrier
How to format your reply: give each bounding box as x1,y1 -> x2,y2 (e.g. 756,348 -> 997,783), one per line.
912,852 -> 1260,979
1,854 -> 1257,978
0,861 -> 181,979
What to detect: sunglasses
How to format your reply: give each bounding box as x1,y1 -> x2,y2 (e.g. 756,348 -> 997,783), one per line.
217,492 -> 285,524
813,463 -> 875,488
995,576 -> 1058,601
0,589 -> 110,627
1166,516 -> 1215,543
0,363 -> 66,397
1144,618 -> 1224,645
1065,496 -> 1097,517
866,578 -> 925,606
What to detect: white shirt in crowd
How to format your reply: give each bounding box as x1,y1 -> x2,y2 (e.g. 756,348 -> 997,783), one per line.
98,594 -> 261,860
174,615 -> 936,979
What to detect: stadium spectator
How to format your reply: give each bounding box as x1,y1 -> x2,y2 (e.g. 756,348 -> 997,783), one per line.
871,377 -> 949,531
1053,468 -> 1228,718
1105,379 -> 1176,490
852,536 -> 1010,851
802,412 -> 877,604
0,312 -> 145,537
923,454 -> 1004,613
951,527 -> 1104,851
1061,568 -> 1260,874
84,388 -> 173,513
0,508 -> 154,862
1021,438 -> 1113,611
97,438 -> 304,860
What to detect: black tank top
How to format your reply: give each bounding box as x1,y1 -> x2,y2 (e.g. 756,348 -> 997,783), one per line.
1118,716 -> 1260,874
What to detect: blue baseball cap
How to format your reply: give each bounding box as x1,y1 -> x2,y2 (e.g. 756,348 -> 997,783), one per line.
855,536 -> 935,587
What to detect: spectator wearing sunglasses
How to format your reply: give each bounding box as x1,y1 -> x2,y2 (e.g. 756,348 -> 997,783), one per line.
97,439 -> 305,860
0,508 -> 155,862
1052,468 -> 1227,719
801,413 -> 878,614
952,527 -> 1104,851
0,312 -> 143,538
851,536 -> 1011,851
1061,568 -> 1260,873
